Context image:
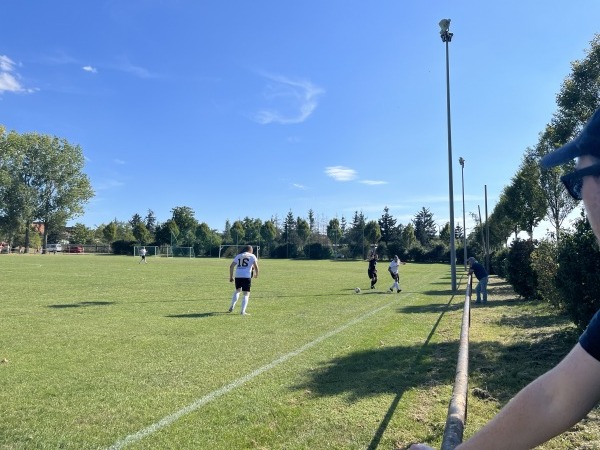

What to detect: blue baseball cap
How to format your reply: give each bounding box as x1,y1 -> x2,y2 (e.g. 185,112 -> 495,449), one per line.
541,107 -> 600,168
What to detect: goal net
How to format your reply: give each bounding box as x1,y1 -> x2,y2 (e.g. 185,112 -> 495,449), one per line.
133,246 -> 159,257
166,246 -> 195,258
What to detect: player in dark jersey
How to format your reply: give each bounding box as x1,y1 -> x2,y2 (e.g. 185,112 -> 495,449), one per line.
367,253 -> 378,289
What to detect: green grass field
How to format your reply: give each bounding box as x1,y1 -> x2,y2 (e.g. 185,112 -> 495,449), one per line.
1,254 -> 596,449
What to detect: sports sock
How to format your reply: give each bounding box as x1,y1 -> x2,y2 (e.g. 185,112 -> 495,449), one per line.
231,292 -> 240,309
241,294 -> 249,314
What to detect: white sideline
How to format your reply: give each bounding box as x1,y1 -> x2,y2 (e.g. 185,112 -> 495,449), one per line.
107,302 -> 392,449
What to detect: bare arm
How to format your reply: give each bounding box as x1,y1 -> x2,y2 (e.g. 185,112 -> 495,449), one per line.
252,262 -> 259,279
229,261 -> 236,282
411,343 -> 600,450
457,343 -> 600,449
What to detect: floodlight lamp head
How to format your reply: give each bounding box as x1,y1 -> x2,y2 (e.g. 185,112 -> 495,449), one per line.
459,157 -> 465,166
439,19 -> 451,34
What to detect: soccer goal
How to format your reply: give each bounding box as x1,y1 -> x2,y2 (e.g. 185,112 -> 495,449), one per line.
133,246 -> 159,257
165,246 -> 195,258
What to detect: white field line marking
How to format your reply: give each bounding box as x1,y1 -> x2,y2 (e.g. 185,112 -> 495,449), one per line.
107,302 -> 392,449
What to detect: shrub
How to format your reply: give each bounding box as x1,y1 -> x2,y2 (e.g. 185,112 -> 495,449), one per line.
506,239 -> 538,299
555,215 -> 600,330
302,242 -> 332,260
491,248 -> 509,278
531,240 -> 561,307
387,242 -> 409,262
425,242 -> 448,263
407,245 -> 426,263
270,243 -> 298,259
111,240 -> 136,255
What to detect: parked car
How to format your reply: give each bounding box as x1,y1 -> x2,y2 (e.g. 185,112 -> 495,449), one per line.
45,243 -> 63,253
69,245 -> 84,253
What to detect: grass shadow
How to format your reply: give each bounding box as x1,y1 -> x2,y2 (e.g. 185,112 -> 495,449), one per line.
294,296 -> 577,449
166,312 -> 227,318
48,301 -> 116,308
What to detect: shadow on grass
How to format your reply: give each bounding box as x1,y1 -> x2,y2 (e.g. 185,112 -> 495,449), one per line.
166,312 -> 228,319
293,296 -> 578,450
422,289 -> 460,296
48,301 -> 115,308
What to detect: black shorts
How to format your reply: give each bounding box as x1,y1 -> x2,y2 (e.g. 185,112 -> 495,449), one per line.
235,277 -> 252,292
368,269 -> 377,279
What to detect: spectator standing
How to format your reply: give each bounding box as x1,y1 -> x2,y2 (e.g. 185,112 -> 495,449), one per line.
467,257 -> 488,304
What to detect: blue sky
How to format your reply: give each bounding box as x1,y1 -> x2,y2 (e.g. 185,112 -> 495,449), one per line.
1,1 -> 598,236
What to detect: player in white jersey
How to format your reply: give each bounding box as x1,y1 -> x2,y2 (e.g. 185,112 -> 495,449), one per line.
139,247 -> 147,264
228,245 -> 259,315
388,255 -> 406,293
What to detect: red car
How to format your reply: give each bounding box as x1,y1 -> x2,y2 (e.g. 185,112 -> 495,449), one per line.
69,245 -> 84,253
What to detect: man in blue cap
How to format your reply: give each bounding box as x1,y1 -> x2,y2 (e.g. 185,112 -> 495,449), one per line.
410,108 -> 600,449
467,257 -> 488,304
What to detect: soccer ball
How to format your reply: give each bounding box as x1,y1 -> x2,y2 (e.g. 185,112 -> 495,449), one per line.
355,287 -> 361,294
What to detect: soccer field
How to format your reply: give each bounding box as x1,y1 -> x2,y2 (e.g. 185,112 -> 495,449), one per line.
1,255 -> 464,449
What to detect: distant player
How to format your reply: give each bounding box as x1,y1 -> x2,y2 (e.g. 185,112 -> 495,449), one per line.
139,246 -> 147,264
367,253 -> 378,289
388,255 -> 406,293
228,245 -> 259,315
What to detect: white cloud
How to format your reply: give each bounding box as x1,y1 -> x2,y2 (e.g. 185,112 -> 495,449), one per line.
0,55 -> 16,72
83,65 -> 98,73
360,180 -> 387,185
325,166 -> 357,182
292,183 -> 307,190
0,55 -> 29,93
254,73 -> 324,125
113,159 -> 126,165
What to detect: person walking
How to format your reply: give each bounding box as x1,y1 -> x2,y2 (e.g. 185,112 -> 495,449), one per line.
388,255 -> 406,293
367,253 -> 378,289
467,256 -> 488,304
139,246 -> 147,264
228,245 -> 259,316
410,106 -> 600,450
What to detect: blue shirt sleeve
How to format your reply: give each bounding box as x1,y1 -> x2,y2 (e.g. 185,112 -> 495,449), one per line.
580,309 -> 600,361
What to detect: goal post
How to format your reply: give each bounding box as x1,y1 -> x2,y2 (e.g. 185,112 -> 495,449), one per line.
133,246 -> 159,257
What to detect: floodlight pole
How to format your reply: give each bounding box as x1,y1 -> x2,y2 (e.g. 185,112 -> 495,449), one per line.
440,19 -> 457,292
459,157 -> 467,270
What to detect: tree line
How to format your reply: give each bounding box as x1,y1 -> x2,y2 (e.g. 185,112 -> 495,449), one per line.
16,204 -> 464,261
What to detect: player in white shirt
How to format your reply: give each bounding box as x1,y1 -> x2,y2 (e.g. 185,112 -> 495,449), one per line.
139,247 -> 147,264
228,245 -> 259,315
388,255 -> 406,293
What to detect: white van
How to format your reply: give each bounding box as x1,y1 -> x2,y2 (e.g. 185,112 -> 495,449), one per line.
46,243 -> 63,253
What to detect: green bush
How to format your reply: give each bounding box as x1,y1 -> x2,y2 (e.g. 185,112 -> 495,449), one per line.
111,239 -> 136,255
506,239 -> 538,299
555,215 -> 600,330
531,240 -> 561,307
425,242 -> 447,263
302,242 -> 332,260
387,242 -> 409,262
490,248 -> 509,278
408,245 -> 426,263
270,243 -> 298,259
